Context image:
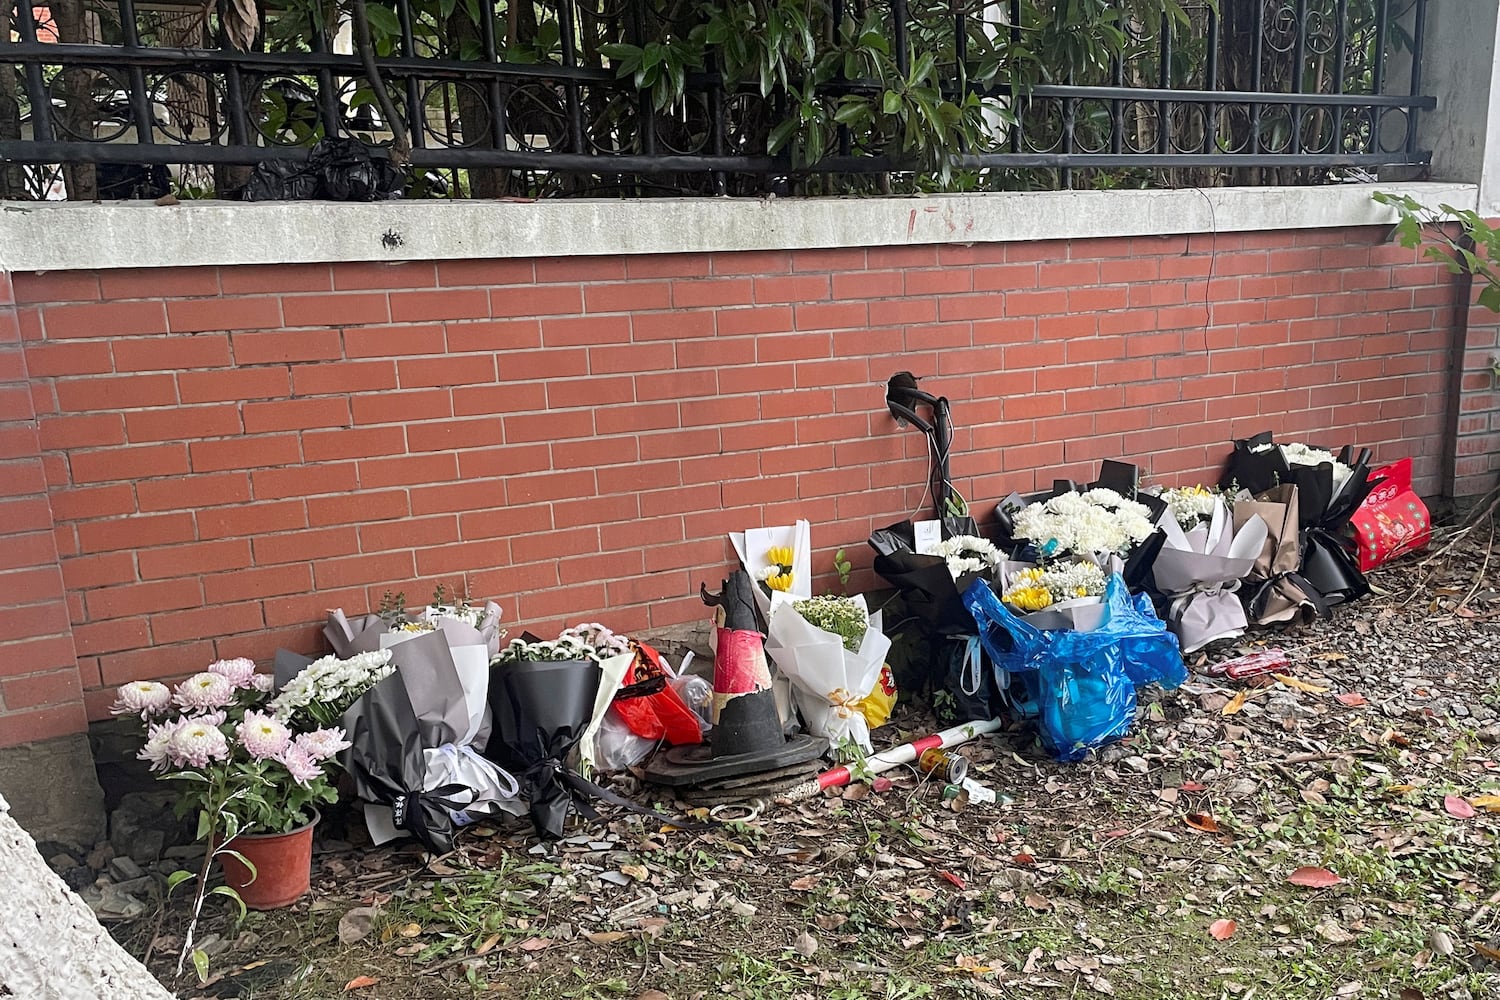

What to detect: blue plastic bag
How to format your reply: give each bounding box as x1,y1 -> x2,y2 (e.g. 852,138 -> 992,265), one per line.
962,574 -> 1186,762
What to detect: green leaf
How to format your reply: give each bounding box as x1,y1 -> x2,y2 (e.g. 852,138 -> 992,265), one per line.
1478,283 -> 1500,313
881,90 -> 902,116
215,848 -> 258,884
767,117 -> 799,155
191,948 -> 210,984
363,3 -> 402,39
209,884 -> 249,922
166,869 -> 196,895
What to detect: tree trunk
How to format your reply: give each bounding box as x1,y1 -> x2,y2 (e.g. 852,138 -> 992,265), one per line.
447,6 -> 510,198
0,792 -> 177,1000
51,0 -> 99,200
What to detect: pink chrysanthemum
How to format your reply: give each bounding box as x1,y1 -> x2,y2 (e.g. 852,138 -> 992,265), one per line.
278,744 -> 323,786
173,672 -> 235,712
137,719 -> 180,772
235,711 -> 291,762
295,727 -> 351,762
250,673 -> 275,694
207,657 -> 259,689
111,681 -> 173,719
166,720 -> 229,769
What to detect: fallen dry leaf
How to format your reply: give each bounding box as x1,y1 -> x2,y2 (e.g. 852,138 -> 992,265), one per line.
1399,989 -> 1426,1000
1443,795 -> 1476,819
517,937 -> 551,952
789,876 -> 818,891
1471,794 -> 1500,812
1222,690 -> 1250,715
793,930 -> 818,958
1023,893 -> 1053,911
1287,866 -> 1344,888
636,992 -> 671,1000
1273,673 -> 1330,694
1184,812 -> 1220,833
939,871 -> 967,889
343,976 -> 379,991
1476,942 -> 1500,963
1209,919 -> 1237,940
1334,692 -> 1368,707
585,931 -> 631,945
1012,853 -> 1036,866
475,933 -> 502,956
1316,917 -> 1357,944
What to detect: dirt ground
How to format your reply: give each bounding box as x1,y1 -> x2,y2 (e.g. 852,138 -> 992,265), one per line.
113,529 -> 1500,1000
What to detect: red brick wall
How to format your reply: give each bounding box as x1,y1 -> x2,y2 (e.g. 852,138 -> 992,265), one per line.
0,270 -> 88,745
0,225 -> 1478,744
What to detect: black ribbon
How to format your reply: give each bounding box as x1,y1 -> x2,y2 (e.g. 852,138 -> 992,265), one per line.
523,758 -> 718,838
1246,570 -> 1330,623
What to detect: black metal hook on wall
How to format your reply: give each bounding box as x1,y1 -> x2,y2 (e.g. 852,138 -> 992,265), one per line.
885,371 -> 961,520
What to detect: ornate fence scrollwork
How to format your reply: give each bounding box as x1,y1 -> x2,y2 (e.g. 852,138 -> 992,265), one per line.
0,0 -> 1433,199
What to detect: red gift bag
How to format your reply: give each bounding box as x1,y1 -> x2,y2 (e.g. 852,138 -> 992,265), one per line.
610,640 -> 704,746
1350,458 -> 1430,571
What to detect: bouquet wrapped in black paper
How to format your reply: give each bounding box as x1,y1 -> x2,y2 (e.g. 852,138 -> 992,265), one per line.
338,630 -> 521,855
1221,432 -> 1380,609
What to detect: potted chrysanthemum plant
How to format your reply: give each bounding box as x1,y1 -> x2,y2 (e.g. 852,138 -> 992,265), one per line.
111,652 -> 392,978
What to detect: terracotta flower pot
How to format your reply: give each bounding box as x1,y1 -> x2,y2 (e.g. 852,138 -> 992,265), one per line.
216,812 -> 317,910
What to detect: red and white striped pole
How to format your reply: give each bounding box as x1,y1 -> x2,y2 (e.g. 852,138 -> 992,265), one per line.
781,717 -> 1005,801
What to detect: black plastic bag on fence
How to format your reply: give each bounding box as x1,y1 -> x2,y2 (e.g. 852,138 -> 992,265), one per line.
242,137 -> 404,202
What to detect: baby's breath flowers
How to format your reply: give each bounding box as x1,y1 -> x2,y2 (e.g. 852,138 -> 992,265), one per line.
1001,562 -> 1107,612
792,595 -> 869,652
1160,485 -> 1218,530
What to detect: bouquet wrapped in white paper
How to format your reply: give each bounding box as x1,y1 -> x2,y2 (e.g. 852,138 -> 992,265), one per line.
729,520 -> 812,619
764,593 -> 891,752
1151,497 -> 1268,653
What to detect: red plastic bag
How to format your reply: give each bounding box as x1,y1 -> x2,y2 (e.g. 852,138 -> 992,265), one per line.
609,641 -> 704,746
1350,458 -> 1430,571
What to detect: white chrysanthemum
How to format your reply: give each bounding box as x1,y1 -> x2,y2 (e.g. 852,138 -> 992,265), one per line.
934,534 -> 1000,580
137,719 -> 180,772
268,650 -> 393,723
207,657 -> 258,689
1162,486 -> 1218,530
166,719 -> 229,768
295,727 -> 351,762
1282,442 -> 1353,496
235,711 -> 291,762
173,672 -> 235,712
1013,489 -> 1154,558
111,681 -> 172,719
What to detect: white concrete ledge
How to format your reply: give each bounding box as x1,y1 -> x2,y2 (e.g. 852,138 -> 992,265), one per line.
0,181 -> 1478,272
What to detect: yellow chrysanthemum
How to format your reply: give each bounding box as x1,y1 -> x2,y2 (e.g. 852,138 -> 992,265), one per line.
1002,584 -> 1054,611
766,572 -> 794,592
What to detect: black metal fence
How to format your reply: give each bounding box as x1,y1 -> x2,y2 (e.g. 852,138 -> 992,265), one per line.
0,0 -> 1433,199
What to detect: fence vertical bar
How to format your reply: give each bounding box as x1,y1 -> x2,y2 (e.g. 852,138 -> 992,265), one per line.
1290,0 -> 1306,155
1251,0 -> 1264,156
396,0 -> 424,149
13,0 -> 54,142
627,0 -> 656,157
1204,3 -> 1218,154
215,0 -> 253,148
1008,0 -> 1020,154
308,15 -> 342,140
115,0 -> 156,146
479,0 -> 506,153
557,0 -> 586,155
1372,0 -> 1388,93
1156,8 -> 1170,155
